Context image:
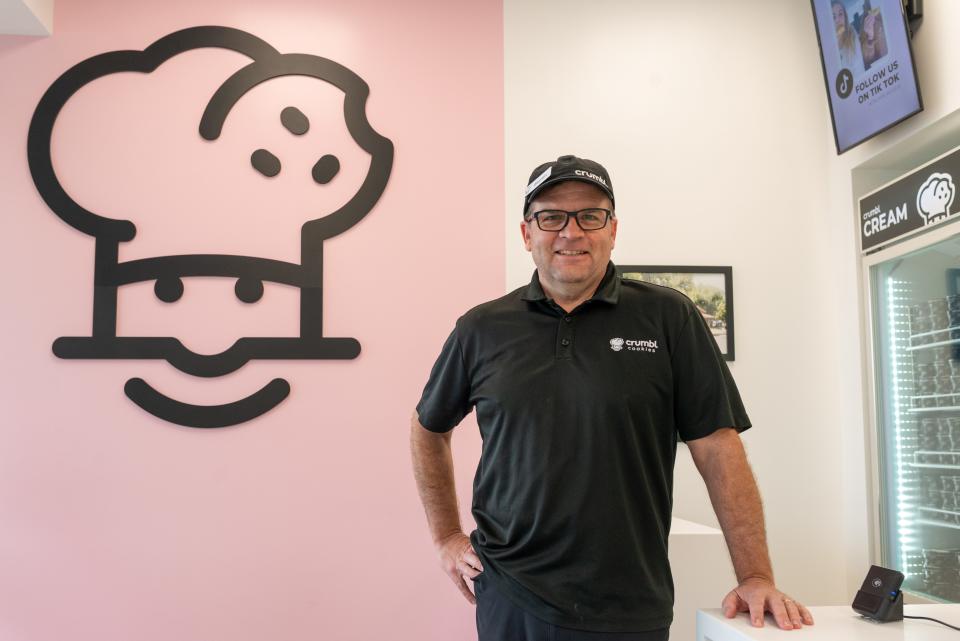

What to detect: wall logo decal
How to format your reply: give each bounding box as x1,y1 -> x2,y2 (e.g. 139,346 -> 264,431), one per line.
28,26 -> 394,428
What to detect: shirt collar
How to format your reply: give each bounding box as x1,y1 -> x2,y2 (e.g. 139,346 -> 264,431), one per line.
521,262 -> 621,305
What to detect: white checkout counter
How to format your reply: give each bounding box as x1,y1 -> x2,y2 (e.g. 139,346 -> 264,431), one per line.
697,605 -> 960,640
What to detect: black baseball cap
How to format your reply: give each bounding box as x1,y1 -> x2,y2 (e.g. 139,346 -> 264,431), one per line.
523,155 -> 615,215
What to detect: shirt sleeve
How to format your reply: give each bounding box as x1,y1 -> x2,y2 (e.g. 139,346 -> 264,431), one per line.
415,324 -> 473,433
671,306 -> 751,442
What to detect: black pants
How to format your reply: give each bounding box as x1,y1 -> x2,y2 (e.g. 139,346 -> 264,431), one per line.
474,573 -> 669,641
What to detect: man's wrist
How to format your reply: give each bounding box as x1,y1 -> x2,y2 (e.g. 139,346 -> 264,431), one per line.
434,529 -> 466,549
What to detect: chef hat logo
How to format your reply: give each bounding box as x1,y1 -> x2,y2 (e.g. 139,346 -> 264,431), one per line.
28,26 -> 394,428
916,172 -> 955,226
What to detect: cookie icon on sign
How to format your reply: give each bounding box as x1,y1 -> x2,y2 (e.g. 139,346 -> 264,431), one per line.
916,172 -> 955,225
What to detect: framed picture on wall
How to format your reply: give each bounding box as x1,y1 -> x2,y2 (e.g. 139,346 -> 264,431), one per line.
617,265 -> 735,361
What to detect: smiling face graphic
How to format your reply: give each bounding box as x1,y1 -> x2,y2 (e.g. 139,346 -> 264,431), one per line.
29,27 -> 393,427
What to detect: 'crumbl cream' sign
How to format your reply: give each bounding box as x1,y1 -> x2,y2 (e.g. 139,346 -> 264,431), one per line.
860,144 -> 960,252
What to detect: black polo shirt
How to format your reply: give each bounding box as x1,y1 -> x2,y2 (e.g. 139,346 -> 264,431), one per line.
416,262 -> 751,633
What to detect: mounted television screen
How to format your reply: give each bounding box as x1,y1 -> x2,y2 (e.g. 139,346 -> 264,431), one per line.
810,0 -> 923,154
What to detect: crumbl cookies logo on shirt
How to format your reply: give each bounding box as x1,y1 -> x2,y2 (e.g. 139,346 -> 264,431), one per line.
609,337 -> 658,353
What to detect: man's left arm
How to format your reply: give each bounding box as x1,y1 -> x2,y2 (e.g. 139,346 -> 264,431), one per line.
686,427 -> 815,630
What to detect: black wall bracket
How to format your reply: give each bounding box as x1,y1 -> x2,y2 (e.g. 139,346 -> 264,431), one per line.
904,0 -> 923,35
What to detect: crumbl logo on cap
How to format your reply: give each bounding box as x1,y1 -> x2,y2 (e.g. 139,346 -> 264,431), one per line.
525,166 -> 552,197
574,169 -> 607,187
610,337 -> 658,353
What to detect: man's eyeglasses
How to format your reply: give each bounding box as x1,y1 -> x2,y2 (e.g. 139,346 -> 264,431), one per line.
524,208 -> 613,232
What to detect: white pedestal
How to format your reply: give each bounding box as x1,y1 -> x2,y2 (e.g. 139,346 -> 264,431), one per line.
669,517 -> 737,641
697,604 -> 960,641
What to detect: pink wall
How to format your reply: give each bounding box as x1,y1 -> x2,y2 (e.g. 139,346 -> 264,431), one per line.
0,1 -> 502,639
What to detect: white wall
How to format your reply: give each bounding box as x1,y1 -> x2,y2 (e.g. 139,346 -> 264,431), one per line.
505,0 -> 846,606
505,0 -> 960,609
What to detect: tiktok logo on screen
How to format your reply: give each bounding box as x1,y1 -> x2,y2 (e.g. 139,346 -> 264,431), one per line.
836,69 -> 854,99
28,27 -> 394,428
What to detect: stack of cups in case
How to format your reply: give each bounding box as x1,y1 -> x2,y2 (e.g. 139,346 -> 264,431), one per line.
911,297 -> 960,410
919,417 -> 960,463
915,362 -> 936,409
922,472 -> 941,509
940,474 -> 960,522
908,299 -> 935,346
920,549 -> 960,600
919,418 -> 960,513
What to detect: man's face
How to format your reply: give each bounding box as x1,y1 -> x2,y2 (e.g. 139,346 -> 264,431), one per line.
521,180 -> 617,292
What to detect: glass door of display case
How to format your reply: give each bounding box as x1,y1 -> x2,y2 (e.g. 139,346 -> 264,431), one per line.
869,226 -> 960,602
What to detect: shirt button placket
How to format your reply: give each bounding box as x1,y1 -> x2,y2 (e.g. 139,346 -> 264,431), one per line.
557,315 -> 575,359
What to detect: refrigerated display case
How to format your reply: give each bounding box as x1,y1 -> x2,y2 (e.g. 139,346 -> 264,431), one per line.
868,227 -> 960,602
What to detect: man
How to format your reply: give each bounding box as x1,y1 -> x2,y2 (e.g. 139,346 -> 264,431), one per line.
410,155 -> 813,639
